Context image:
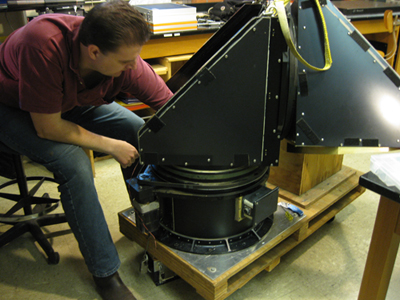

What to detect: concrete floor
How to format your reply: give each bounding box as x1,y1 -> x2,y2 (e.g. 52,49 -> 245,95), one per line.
0,152 -> 399,300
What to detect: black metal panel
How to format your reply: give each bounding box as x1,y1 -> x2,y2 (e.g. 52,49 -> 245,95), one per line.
264,17 -> 296,160
166,4 -> 264,93
139,15 -> 282,167
295,0 -> 400,147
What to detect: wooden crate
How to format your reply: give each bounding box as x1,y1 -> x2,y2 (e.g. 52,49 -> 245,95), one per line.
268,140 -> 343,195
119,166 -> 364,300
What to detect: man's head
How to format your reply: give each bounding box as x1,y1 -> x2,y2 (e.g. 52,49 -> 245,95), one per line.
79,0 -> 151,54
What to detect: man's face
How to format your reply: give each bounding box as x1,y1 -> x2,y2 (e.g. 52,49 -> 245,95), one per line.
94,44 -> 143,77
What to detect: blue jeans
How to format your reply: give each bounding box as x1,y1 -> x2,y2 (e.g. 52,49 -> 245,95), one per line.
0,102 -> 144,277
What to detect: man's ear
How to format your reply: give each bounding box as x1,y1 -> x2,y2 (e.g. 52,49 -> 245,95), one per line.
87,44 -> 101,60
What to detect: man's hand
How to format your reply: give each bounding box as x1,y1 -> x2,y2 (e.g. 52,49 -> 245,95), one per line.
109,139 -> 139,168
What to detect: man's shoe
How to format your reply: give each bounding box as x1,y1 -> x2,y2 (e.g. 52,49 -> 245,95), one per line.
93,271 -> 136,300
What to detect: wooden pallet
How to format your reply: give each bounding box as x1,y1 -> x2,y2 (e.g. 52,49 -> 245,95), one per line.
119,166 -> 365,300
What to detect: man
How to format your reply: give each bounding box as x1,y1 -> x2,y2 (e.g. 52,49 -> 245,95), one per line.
0,1 -> 173,299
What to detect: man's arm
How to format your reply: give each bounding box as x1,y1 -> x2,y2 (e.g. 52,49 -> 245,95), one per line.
122,57 -> 173,110
30,111 -> 138,168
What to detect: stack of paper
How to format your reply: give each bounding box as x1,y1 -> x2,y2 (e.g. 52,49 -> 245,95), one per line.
133,3 -> 197,34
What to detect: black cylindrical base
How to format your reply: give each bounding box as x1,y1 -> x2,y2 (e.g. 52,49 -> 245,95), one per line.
138,164 -> 276,254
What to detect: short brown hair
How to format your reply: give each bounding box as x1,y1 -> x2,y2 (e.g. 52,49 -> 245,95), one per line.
79,0 -> 151,54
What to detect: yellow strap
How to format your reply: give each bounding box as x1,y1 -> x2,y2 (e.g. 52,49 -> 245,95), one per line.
275,0 -> 332,71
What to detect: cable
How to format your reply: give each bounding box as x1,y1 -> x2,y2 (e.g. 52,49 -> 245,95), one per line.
274,0 -> 332,72
126,160 -> 158,249
135,211 -> 157,249
384,15 -> 399,62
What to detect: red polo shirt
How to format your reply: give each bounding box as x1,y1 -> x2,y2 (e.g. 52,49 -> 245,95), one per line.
0,14 -> 172,113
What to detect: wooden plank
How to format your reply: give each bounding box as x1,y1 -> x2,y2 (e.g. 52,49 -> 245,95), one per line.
268,166 -> 356,209
265,257 -> 280,272
292,223 -> 308,242
302,169 -> 361,221
306,184 -> 365,237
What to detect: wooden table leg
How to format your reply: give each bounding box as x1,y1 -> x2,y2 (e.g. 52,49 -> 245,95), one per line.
83,148 -> 95,178
358,196 -> 400,300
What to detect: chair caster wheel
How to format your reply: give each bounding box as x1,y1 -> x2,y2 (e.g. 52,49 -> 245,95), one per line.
48,252 -> 60,265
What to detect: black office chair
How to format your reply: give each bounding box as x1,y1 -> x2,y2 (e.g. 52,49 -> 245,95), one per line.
0,142 -> 67,264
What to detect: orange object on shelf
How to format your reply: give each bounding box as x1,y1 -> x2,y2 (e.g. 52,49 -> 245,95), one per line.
115,100 -> 149,112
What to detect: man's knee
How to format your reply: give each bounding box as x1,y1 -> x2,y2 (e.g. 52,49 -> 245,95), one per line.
43,146 -> 94,182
